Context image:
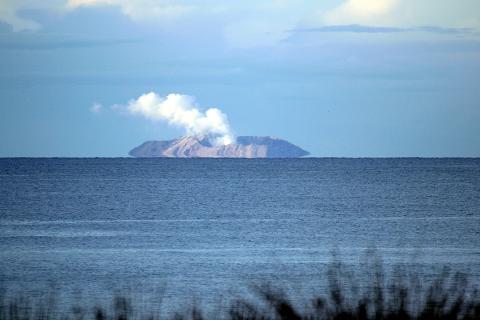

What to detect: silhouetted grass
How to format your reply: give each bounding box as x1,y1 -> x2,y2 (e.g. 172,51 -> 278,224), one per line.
1,255 -> 479,320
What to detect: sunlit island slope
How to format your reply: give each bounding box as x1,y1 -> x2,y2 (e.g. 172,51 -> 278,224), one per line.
129,136 -> 309,158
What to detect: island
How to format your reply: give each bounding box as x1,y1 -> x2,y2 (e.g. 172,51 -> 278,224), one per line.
129,135 -> 309,158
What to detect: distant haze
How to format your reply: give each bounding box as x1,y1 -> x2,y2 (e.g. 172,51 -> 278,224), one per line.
0,1 -> 479,157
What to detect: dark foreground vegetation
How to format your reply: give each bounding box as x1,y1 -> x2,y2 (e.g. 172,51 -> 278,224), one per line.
1,258 -> 479,320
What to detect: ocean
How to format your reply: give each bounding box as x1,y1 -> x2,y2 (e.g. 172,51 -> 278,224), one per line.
1,158 -> 479,313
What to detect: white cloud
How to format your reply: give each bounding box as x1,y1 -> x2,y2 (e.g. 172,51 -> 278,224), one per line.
90,102 -> 103,113
67,0 -> 115,7
1,0 -> 479,47
0,0 -> 41,31
122,92 -> 235,146
322,0 -> 480,29
0,0 -> 66,31
323,0 -> 399,25
66,0 -> 195,21
0,0 -> 196,32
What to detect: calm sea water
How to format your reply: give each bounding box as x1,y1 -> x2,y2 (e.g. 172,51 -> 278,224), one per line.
1,158 -> 479,310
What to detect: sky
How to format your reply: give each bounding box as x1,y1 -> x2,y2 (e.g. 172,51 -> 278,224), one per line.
0,0 -> 479,157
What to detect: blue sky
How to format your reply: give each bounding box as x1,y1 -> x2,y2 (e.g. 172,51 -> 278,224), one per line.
1,0 -> 479,157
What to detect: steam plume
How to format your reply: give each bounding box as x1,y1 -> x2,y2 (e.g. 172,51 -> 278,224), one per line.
125,92 -> 235,146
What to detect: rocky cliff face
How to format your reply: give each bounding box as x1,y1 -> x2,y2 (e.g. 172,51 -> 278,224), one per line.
129,136 -> 309,158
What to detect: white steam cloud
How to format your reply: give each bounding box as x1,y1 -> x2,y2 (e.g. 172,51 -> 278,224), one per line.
124,92 -> 235,146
